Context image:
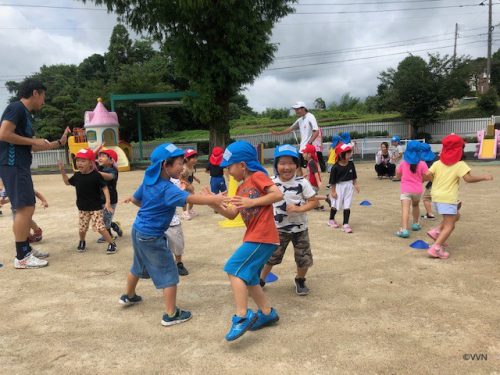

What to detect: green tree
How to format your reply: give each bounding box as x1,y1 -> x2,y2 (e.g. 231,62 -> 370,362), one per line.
105,24 -> 133,79
477,87 -> 498,114
314,97 -> 326,110
377,54 -> 470,137
83,0 -> 296,148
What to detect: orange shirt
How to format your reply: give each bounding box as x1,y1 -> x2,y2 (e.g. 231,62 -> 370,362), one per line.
236,171 -> 279,244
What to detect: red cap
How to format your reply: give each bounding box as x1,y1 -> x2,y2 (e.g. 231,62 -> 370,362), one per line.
100,149 -> 118,162
184,149 -> 198,158
301,144 -> 318,161
440,134 -> 465,165
75,148 -> 95,161
335,143 -> 353,156
209,146 -> 224,166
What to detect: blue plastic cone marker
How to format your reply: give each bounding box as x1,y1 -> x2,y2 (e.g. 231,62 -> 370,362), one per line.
359,200 -> 372,206
409,240 -> 430,250
265,272 -> 278,283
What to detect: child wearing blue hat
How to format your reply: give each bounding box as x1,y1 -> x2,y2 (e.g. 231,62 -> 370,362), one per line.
260,144 -> 319,296
394,141 -> 429,238
121,143 -> 228,327
215,140 -> 283,341
327,135 -> 342,173
420,143 -> 437,219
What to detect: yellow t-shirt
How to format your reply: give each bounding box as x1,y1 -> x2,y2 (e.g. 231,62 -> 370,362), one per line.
429,160 -> 471,204
327,148 -> 337,164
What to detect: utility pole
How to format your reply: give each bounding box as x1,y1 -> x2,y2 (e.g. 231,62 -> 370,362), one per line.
486,0 -> 493,86
453,23 -> 458,65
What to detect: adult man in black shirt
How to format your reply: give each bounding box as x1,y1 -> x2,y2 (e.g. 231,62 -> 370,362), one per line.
0,79 -> 68,268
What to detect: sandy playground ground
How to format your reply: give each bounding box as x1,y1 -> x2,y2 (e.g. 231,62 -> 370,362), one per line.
0,162 -> 499,374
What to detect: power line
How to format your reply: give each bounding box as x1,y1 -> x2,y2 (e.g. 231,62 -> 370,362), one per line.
296,0 -> 472,5
0,4 -> 107,11
294,3 -> 495,14
266,39 -> 494,71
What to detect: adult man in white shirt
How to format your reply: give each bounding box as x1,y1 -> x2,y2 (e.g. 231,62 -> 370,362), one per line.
270,101 -> 319,176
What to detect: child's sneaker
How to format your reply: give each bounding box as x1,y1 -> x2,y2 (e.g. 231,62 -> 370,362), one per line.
421,213 -> 436,220
111,221 -> 123,237
28,228 -> 43,243
98,234 -> 117,244
30,247 -> 49,258
225,309 -> 257,341
427,244 -> 449,259
106,242 -> 117,254
328,219 -> 340,228
342,224 -> 353,233
188,209 -> 197,217
395,229 -> 410,238
14,253 -> 48,269
182,211 -> 192,220
411,223 -> 422,231
294,277 -> 310,296
250,308 -> 279,331
77,240 -> 86,252
177,262 -> 189,276
119,294 -> 142,306
426,227 -> 449,247
161,307 -> 192,327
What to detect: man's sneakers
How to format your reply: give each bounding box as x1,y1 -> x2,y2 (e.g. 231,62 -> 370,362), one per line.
111,221 -> 123,237
14,252 -> 48,269
250,308 -> 279,331
427,244 -> 449,259
177,262 -> 189,276
119,294 -> 143,306
161,308 -> 192,327
31,247 -> 49,258
28,228 -> 43,243
106,242 -> 117,254
77,240 -> 86,252
225,309 -> 257,341
295,278 -> 310,296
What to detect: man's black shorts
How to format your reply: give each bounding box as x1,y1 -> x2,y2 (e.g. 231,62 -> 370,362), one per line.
0,166 -> 35,209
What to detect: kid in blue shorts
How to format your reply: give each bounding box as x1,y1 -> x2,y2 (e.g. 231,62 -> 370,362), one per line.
215,141 -> 283,341
121,143 -> 228,326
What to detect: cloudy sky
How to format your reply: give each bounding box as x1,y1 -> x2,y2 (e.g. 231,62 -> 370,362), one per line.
0,0 -> 498,114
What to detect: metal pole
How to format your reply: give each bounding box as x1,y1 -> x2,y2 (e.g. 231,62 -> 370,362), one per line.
137,108 -> 143,160
487,0 -> 493,86
453,23 -> 458,65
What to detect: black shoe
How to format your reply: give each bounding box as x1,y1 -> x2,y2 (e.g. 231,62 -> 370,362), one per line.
177,262 -> 189,276
106,242 -> 117,254
77,240 -> 86,252
111,222 -> 123,237
260,278 -> 266,288
294,278 -> 310,296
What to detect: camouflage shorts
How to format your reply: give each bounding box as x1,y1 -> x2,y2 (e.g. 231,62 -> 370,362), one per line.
79,210 -> 106,233
267,229 -> 313,268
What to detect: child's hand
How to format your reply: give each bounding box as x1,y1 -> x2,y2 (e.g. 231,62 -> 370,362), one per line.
355,185 -> 360,193
214,194 -> 230,209
200,186 -> 214,196
330,191 -> 338,199
122,196 -> 134,204
230,196 -> 254,209
484,174 -> 494,181
105,204 -> 114,214
56,160 -> 65,172
40,200 -> 49,209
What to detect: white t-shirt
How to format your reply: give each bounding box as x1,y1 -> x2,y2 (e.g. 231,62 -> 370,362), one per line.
290,112 -> 319,152
312,127 -> 323,152
272,175 -> 316,233
169,178 -> 182,227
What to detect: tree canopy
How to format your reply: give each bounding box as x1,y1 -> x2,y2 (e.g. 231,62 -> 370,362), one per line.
83,0 -> 296,148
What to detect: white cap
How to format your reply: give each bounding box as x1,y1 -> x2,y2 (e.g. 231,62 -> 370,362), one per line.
291,101 -> 307,109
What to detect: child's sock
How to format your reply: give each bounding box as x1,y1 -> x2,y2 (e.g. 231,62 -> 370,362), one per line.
15,241 -> 30,260
343,209 -> 351,225
329,208 -> 337,220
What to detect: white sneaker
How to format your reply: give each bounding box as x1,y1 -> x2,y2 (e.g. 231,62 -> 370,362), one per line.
31,248 -> 49,258
182,212 -> 192,220
188,209 -> 197,217
14,253 -> 48,269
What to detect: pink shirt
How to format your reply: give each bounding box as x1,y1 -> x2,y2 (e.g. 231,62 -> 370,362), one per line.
397,161 -> 428,194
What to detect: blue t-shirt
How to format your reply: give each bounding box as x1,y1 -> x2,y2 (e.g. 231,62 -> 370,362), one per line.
0,102 -> 34,169
132,178 -> 189,236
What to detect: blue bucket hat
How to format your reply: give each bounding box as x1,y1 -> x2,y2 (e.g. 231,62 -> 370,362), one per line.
220,140 -> 268,175
419,142 -> 436,162
331,135 -> 342,148
274,144 -> 299,160
403,140 -> 421,164
391,135 -> 401,143
144,143 -> 184,185
340,132 -> 351,144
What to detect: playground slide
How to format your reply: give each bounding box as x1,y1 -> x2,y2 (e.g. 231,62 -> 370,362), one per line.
106,146 -> 131,172
479,138 -> 496,159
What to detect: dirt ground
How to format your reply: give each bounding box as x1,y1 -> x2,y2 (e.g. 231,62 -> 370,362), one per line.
0,162 -> 499,375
